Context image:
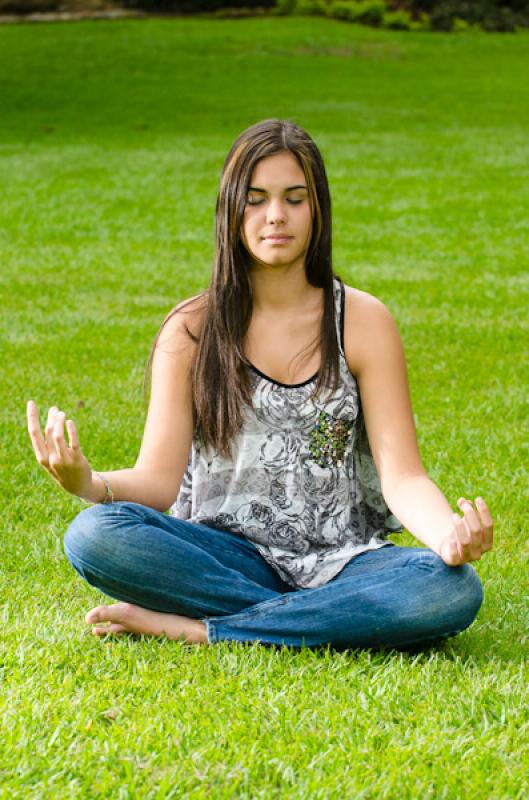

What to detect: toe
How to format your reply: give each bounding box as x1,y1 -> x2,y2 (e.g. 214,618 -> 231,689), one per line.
108,623 -> 128,634
86,603 -> 131,626
92,623 -> 127,636
86,605 -> 109,624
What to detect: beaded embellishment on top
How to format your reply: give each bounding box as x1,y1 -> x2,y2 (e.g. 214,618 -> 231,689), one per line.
309,410 -> 354,468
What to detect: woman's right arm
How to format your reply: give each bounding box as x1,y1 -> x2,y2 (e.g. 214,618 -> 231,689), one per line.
27,305 -> 200,512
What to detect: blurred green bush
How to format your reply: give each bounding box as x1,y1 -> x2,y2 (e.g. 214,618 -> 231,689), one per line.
2,0 -> 528,32
277,0 -> 529,31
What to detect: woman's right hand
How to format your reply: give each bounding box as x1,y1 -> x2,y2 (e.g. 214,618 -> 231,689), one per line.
27,400 -> 95,500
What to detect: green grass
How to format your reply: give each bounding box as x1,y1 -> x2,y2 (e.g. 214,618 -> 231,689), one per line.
1,16 -> 528,798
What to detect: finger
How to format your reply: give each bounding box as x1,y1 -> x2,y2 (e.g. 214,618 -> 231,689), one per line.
453,512 -> 471,545
45,406 -> 59,445
476,497 -> 494,550
452,513 -> 472,562
27,400 -> 50,467
66,419 -> 81,454
52,411 -> 69,460
450,537 -> 462,566
457,499 -> 483,556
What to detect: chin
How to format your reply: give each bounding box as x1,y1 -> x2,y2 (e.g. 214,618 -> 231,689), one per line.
248,244 -> 303,268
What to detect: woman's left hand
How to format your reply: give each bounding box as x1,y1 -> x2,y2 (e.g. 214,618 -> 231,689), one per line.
438,497 -> 494,566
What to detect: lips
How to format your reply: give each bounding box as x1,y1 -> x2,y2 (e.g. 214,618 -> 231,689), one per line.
264,235 -> 292,241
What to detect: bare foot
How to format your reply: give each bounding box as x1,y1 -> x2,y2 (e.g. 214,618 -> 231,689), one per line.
85,602 -> 208,644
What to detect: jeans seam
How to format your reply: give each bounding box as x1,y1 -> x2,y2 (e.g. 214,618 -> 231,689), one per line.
114,501 -> 149,523
206,593 -> 289,625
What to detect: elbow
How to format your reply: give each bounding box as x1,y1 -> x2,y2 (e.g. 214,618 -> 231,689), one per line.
132,468 -> 181,514
153,489 -> 179,514
154,500 -> 174,514
381,468 -> 429,506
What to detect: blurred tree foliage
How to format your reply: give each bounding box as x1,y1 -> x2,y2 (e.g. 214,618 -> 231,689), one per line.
2,0 -> 528,33
396,0 -> 529,30
131,0 -> 274,10
0,0 -> 273,13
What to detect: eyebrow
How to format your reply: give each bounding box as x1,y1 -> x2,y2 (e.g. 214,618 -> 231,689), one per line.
248,185 -> 308,193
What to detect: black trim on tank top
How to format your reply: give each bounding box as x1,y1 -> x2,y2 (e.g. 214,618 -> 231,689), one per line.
338,275 -> 345,353
247,363 -> 318,389
247,276 -> 343,390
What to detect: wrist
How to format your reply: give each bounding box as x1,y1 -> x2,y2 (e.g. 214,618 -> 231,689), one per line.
79,472 -> 108,504
94,472 -> 114,504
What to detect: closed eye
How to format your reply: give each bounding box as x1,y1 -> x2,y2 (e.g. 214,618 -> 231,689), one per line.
247,198 -> 304,206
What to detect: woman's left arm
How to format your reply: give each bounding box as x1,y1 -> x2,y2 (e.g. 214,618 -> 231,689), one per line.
344,290 -> 494,567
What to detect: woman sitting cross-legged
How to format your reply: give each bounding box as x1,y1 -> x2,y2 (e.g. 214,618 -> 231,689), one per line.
27,118 -> 493,650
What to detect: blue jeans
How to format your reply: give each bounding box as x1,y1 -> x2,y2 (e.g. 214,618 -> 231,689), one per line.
63,501 -> 484,650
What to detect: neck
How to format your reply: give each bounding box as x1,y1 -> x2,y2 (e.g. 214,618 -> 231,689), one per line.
249,263 -> 322,314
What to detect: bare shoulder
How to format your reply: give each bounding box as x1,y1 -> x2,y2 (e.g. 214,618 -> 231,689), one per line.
342,283 -> 402,375
343,283 -> 395,321
156,291 -> 209,352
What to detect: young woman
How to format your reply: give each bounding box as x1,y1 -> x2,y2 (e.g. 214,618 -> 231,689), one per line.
27,119 -> 493,650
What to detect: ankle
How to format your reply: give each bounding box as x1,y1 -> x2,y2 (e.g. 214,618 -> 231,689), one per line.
193,620 -> 209,644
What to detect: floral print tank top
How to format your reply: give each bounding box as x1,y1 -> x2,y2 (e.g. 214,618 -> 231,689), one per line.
170,276 -> 403,589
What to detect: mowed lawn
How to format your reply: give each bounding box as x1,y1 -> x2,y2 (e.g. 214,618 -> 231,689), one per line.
1,15 -> 528,798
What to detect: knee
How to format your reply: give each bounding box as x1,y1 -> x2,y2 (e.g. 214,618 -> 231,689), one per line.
430,556 -> 484,634
404,550 -> 484,638
450,562 -> 484,630
63,503 -> 128,570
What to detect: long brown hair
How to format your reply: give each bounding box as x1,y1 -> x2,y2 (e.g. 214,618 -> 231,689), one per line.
144,118 -> 342,460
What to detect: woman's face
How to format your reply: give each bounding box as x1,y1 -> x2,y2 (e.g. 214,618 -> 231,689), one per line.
240,151 -> 313,272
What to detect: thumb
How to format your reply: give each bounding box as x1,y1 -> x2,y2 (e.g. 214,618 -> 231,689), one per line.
439,535 -> 461,567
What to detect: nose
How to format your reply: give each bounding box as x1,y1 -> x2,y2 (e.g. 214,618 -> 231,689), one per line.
265,198 -> 287,225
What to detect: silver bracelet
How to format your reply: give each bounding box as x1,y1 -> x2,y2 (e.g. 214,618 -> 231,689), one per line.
94,472 -> 114,504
